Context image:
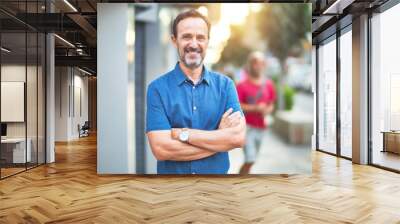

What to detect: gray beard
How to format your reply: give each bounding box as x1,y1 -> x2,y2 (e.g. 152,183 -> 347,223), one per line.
179,52 -> 203,70
182,59 -> 202,70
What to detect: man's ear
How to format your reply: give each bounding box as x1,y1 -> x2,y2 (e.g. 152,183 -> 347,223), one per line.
171,35 -> 177,48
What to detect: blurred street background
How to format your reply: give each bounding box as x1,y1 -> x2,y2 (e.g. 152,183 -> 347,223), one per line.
134,3 -> 313,174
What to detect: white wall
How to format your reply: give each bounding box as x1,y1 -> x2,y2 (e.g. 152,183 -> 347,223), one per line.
1,66 -> 26,135
54,67 -> 89,141
1,82 -> 25,122
1,65 -> 37,138
1,64 -> 46,164
71,72 -> 89,138
97,3 -> 136,174
55,66 -> 69,141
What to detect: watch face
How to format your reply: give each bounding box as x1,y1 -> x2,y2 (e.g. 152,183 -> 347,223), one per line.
179,130 -> 189,141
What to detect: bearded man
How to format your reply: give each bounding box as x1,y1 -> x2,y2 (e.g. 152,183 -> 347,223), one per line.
146,9 -> 246,174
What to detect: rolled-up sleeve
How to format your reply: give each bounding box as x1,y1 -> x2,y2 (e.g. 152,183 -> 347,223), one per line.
146,82 -> 171,132
225,79 -> 243,115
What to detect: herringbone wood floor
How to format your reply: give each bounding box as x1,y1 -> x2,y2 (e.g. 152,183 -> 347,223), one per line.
1,134 -> 400,224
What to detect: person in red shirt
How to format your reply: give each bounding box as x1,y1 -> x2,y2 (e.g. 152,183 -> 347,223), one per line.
236,51 -> 276,174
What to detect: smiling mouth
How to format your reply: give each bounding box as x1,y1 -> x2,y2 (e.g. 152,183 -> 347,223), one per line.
186,51 -> 201,60
184,46 -> 201,54
186,50 -> 199,54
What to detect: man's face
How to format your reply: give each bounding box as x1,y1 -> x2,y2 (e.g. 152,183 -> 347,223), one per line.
172,17 -> 209,70
249,57 -> 266,78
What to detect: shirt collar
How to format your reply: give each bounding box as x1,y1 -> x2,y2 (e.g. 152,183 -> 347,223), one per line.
174,62 -> 210,86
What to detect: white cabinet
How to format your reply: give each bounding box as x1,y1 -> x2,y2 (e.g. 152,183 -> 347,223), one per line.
1,138 -> 32,163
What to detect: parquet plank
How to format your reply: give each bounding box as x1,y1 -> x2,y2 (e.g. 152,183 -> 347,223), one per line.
0,134 -> 399,223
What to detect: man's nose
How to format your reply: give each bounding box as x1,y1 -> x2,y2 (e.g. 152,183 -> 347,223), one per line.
188,37 -> 200,46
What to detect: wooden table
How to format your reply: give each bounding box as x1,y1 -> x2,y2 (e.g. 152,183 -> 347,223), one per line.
381,131 -> 400,154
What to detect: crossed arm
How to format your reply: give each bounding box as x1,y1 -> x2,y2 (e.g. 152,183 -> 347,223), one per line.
147,131 -> 219,161
146,109 -> 246,161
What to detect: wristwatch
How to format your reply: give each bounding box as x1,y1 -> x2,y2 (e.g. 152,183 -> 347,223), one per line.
179,128 -> 190,142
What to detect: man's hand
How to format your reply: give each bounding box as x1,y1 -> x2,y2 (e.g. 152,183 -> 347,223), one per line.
171,128 -> 181,140
256,102 -> 273,116
218,108 -> 242,129
189,110 -> 246,152
147,130 -> 217,161
172,107 -> 244,140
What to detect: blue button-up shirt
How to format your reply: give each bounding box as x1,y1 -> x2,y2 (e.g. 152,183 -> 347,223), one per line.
146,62 -> 242,174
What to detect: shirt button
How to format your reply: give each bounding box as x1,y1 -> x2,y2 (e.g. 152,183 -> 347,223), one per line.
193,86 -> 195,89
193,106 -> 197,110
